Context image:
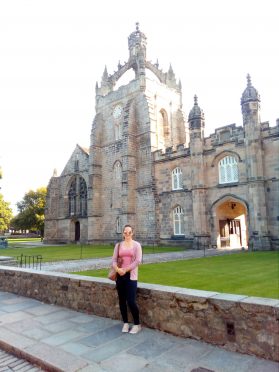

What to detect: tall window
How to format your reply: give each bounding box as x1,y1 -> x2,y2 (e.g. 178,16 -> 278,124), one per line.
68,176 -> 87,217
158,109 -> 170,148
172,167 -> 183,190
115,122 -> 122,140
113,161 -> 122,180
116,217 -> 121,233
112,161 -> 122,209
173,206 -> 185,235
219,156 -> 239,184
69,180 -> 76,216
79,178 -> 87,216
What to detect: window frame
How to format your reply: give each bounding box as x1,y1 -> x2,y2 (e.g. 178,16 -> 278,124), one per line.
173,206 -> 185,235
172,167 -> 183,190
218,156 -> 239,184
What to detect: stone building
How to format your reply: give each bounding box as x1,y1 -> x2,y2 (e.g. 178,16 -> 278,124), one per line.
44,25 -> 279,250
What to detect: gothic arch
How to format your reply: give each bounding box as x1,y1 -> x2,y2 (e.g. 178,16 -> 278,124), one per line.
108,60 -> 166,89
211,194 -> 249,212
67,175 -> 88,217
210,194 -> 249,248
157,108 -> 171,149
211,150 -> 242,167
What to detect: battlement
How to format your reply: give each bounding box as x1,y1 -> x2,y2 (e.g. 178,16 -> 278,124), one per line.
205,123 -> 244,147
261,119 -> 279,137
153,143 -> 190,161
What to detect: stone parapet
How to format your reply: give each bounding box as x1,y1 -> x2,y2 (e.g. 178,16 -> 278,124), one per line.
0,266 -> 278,362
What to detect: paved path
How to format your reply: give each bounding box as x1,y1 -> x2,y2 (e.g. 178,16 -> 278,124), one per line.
41,248 -> 244,273
0,349 -> 43,371
0,291 -> 278,372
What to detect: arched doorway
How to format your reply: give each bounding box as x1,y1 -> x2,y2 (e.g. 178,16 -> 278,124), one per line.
75,221 -> 80,242
212,196 -> 248,248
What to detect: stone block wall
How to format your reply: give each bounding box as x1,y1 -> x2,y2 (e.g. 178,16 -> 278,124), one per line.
0,266 -> 278,362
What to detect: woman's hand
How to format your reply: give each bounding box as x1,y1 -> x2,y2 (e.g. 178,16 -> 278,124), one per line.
117,268 -> 126,276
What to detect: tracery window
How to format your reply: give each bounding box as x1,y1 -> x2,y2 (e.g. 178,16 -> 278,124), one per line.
173,206 -> 185,235
172,167 -> 183,190
218,156 -> 239,184
68,176 -> 87,217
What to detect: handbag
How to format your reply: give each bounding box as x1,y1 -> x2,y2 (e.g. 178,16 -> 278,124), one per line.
108,267 -> 117,281
108,243 -> 120,281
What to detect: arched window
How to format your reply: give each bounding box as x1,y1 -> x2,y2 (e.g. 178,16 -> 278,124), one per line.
115,122 -> 122,140
172,167 -> 183,190
68,180 -> 76,216
112,161 -> 122,209
116,217 -> 121,233
68,176 -> 87,217
113,161 -> 122,181
218,156 -> 239,184
158,109 -> 170,148
79,177 -> 87,216
173,206 -> 185,235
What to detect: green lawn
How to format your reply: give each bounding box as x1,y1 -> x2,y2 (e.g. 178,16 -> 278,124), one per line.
7,238 -> 41,243
2,243 -> 185,262
73,251 -> 279,299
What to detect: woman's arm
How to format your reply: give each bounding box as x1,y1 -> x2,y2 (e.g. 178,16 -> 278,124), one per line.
126,243 -> 142,272
111,243 -> 120,270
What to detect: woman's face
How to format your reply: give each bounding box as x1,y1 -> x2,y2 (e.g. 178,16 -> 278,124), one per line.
123,226 -> 133,239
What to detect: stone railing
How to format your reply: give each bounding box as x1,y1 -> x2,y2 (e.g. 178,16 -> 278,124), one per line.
0,266 -> 278,362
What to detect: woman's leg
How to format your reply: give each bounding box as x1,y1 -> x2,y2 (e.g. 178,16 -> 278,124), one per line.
126,279 -> 139,325
116,276 -> 128,323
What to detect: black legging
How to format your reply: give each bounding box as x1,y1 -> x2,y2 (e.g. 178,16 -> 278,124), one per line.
116,272 -> 139,325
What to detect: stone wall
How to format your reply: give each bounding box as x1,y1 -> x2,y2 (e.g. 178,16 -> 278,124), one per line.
0,266 -> 278,362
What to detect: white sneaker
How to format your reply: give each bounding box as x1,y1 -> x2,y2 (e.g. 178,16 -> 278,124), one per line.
129,325 -> 141,334
122,323 -> 129,333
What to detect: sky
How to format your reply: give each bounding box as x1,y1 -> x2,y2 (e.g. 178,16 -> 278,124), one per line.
0,0 -> 278,214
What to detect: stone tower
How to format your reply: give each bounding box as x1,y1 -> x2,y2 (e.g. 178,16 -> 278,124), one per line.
188,96 -> 209,249
241,75 -> 270,250
88,24 -> 187,243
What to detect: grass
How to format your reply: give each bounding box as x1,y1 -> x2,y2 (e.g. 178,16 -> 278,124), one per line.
2,242 -> 185,262
7,238 -> 41,243
73,251 -> 279,299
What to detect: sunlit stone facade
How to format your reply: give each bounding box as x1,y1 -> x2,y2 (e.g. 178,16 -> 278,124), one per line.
44,25 -> 279,250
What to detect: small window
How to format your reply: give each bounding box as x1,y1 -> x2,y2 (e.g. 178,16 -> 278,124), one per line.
172,168 -> 183,190
74,160 -> 79,172
173,206 -> 185,235
219,156 -> 239,184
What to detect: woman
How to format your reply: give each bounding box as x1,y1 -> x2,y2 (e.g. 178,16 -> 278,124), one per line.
111,224 -> 142,334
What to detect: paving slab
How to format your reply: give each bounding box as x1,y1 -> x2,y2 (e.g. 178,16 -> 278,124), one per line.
0,349 -> 43,371
0,291 -> 278,372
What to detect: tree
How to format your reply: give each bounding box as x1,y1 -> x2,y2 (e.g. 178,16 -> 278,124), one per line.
0,193 -> 13,233
11,187 -> 47,235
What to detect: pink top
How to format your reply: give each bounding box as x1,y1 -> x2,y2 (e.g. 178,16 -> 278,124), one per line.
112,240 -> 142,281
119,246 -> 134,269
